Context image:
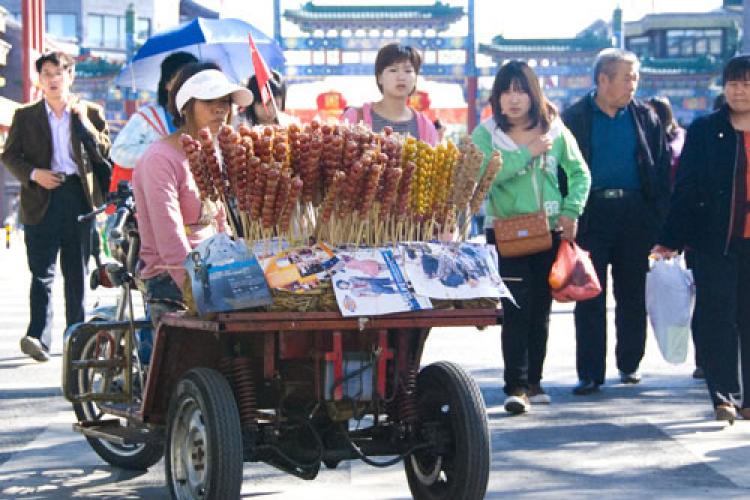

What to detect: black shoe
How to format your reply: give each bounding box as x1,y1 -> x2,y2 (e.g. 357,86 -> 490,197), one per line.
572,380 -> 600,395
619,370 -> 641,384
692,367 -> 705,380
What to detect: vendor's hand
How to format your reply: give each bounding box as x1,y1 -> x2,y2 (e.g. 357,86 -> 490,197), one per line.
527,134 -> 552,158
33,170 -> 63,190
557,215 -> 577,241
181,275 -> 197,316
650,244 -> 678,260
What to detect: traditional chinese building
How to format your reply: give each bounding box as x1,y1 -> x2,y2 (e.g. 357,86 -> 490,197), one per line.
625,7 -> 741,124
279,1 -> 478,127
477,22 -> 613,113
479,2 -> 742,124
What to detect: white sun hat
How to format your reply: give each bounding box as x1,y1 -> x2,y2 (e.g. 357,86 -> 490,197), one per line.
175,69 -> 253,115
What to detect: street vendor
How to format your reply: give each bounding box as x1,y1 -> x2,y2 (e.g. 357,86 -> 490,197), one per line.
132,62 -> 253,323
342,43 -> 438,145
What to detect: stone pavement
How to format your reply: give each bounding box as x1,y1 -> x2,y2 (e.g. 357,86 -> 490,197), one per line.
1,234 -> 750,499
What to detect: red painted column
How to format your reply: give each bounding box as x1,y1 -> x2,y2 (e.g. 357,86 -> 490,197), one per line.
22,0 -> 45,103
467,75 -> 478,132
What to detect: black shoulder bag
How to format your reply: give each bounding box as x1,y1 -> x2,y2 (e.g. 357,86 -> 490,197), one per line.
71,111 -> 112,196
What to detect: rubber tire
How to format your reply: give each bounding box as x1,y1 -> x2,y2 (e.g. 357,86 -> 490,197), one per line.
404,361 -> 490,500
69,325 -> 164,470
166,368 -> 243,500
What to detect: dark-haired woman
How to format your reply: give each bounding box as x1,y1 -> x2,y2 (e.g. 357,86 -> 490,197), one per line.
647,96 -> 704,380
647,96 -> 686,185
241,70 -> 297,127
653,54 -> 750,422
110,51 -> 198,188
342,43 -> 438,145
132,62 -> 252,323
472,60 -> 590,415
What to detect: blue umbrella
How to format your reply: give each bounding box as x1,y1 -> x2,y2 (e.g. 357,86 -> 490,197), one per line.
114,17 -> 285,90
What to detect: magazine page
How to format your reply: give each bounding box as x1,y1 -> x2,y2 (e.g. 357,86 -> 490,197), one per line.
184,233 -> 272,316
259,242 -> 338,293
331,247 -> 432,317
400,241 -> 513,301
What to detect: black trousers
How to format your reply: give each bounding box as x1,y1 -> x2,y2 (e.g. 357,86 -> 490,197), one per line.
573,193 -> 656,384
24,177 -> 92,349
488,229 -> 559,395
684,250 -> 704,369
691,240 -> 750,408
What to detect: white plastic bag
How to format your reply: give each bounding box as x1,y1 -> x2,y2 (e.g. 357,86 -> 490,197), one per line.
646,255 -> 695,364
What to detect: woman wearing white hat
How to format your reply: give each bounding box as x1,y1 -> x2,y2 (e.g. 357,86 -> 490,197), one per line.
132,62 -> 253,322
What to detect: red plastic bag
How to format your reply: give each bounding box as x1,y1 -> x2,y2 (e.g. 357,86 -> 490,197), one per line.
548,240 -> 602,302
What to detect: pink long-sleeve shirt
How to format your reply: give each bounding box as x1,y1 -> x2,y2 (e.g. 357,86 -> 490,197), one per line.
132,140 -> 225,287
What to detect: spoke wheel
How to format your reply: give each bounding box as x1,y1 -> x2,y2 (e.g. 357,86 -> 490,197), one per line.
69,326 -> 163,470
404,361 -> 490,500
166,368 -> 243,500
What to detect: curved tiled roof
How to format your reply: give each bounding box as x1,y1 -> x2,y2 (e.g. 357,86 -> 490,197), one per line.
479,35 -> 611,58
625,10 -> 740,36
284,1 -> 463,32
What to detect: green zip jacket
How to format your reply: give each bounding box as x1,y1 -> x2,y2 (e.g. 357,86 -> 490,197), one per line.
471,116 -> 591,228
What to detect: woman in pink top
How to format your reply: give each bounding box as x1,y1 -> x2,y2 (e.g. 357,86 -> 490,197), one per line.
132,62 -> 252,322
341,43 -> 438,146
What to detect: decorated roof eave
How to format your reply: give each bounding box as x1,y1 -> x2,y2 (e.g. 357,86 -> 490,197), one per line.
487,36 -> 611,50
287,1 -> 463,17
283,1 -> 464,30
479,42 -> 608,58
291,20 -> 458,32
625,11 -> 740,37
639,69 -> 718,77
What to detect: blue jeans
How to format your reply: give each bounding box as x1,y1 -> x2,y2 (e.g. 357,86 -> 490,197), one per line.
143,272 -> 184,327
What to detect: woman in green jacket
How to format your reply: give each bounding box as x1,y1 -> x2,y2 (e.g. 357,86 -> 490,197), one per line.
472,60 -> 590,415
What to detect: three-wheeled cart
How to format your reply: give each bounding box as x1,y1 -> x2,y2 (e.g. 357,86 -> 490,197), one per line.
63,308 -> 494,499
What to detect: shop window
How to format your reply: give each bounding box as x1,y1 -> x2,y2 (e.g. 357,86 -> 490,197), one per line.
47,13 -> 77,40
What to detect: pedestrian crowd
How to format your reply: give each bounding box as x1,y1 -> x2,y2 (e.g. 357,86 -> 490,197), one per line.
3,42 -> 749,424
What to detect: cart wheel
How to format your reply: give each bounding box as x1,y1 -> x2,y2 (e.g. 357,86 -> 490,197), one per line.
69,326 -> 163,470
166,368 -> 243,500
404,361 -> 490,500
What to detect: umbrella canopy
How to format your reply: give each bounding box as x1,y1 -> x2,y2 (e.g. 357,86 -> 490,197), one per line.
114,17 -> 285,90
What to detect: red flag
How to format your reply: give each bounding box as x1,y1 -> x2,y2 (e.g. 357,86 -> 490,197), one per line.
248,33 -> 272,112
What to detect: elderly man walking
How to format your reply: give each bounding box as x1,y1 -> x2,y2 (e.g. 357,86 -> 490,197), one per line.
562,49 -> 671,395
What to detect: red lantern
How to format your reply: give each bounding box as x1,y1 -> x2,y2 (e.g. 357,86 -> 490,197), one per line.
316,90 -> 347,112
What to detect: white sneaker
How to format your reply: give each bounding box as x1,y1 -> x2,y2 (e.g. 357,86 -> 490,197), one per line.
20,336 -> 49,362
504,393 -> 530,414
528,384 -> 551,404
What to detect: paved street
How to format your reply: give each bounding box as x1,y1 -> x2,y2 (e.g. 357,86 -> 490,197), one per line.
1,233 -> 750,499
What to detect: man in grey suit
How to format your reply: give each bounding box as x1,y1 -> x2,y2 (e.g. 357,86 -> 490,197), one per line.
1,51 -> 110,361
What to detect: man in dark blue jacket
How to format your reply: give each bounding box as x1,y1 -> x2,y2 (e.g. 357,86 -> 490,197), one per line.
653,54 -> 750,423
562,49 -> 670,395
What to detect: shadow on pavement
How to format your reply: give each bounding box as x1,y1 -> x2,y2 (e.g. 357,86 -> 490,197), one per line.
0,387 -> 61,400
0,466 -> 167,499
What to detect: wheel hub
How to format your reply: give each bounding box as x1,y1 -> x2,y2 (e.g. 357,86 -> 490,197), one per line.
172,399 -> 209,499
